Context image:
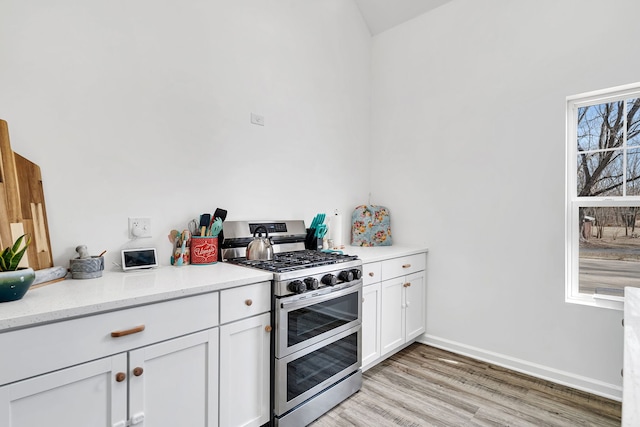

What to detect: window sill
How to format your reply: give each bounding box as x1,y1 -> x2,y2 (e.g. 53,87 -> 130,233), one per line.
566,293 -> 624,311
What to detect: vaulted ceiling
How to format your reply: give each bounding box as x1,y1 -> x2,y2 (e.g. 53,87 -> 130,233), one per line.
354,0 -> 453,35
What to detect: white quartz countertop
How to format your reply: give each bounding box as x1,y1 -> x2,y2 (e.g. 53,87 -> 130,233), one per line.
623,287 -> 640,426
0,263 -> 272,332
0,245 -> 427,333
342,245 -> 428,263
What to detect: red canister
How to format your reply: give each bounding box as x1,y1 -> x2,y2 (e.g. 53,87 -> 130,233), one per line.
190,236 -> 218,264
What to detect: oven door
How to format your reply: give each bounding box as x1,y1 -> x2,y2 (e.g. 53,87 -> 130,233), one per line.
274,326 -> 361,415
275,282 -> 362,358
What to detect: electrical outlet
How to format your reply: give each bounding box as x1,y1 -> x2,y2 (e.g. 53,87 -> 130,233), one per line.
129,217 -> 151,238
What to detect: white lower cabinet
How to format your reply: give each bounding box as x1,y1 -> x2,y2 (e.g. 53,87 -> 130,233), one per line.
380,277 -> 406,355
361,251 -> 426,370
129,329 -> 219,427
0,354 -> 127,427
380,271 -> 425,356
0,282 -> 279,427
219,312 -> 271,427
362,282 -> 382,369
0,328 -> 219,427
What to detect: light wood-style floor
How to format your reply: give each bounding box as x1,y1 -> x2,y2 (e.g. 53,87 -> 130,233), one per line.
310,343 -> 621,427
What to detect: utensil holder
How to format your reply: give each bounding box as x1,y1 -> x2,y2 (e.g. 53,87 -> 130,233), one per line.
305,228 -> 324,250
190,236 -> 218,265
172,247 -> 190,266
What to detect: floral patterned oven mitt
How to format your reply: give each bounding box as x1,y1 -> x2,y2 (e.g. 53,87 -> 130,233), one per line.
351,205 -> 392,246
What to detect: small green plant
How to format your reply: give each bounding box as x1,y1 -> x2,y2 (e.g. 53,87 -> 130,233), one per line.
0,234 -> 31,272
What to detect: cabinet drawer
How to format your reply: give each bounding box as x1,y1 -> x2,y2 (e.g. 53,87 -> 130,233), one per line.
220,281 -> 271,324
381,253 -> 426,280
0,292 -> 219,386
363,262 -> 382,286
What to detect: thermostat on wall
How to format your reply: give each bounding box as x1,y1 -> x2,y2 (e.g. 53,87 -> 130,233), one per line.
121,248 -> 158,271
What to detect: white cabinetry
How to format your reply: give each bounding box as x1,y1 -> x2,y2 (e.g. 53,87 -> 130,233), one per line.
129,329 -> 219,427
361,251 -> 426,371
0,354 -> 127,427
219,283 -> 272,427
623,288 -> 640,426
0,291 -> 224,427
0,294 -> 220,427
380,271 -> 424,356
362,262 -> 382,369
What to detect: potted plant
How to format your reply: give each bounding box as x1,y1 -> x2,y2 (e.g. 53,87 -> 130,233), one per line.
0,234 -> 35,302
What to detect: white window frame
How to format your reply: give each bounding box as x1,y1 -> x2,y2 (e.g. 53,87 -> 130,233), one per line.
566,82 -> 640,310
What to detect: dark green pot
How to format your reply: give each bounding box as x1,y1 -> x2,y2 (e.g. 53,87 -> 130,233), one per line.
0,268 -> 35,302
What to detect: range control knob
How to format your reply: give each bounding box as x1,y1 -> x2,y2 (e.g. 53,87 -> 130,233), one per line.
304,277 -> 319,290
338,270 -> 354,282
288,280 -> 307,294
321,274 -> 337,286
351,269 -> 362,280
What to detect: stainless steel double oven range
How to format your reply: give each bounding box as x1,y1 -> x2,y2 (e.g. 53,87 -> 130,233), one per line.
223,220 -> 363,427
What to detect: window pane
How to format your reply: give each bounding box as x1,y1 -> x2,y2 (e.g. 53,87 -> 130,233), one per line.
627,98 -> 640,147
627,148 -> 640,196
576,150 -> 623,197
579,206 -> 640,295
577,102 -> 623,152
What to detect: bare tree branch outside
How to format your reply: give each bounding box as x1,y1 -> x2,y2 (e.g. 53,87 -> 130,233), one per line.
576,98 -> 640,294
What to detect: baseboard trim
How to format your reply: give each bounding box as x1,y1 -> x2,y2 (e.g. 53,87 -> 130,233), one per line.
418,334 -> 622,402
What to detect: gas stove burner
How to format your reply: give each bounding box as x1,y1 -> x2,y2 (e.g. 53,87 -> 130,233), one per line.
228,250 -> 358,273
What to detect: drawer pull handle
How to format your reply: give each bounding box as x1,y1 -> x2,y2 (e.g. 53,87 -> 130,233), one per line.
402,264 -> 411,269
403,282 -> 412,287
369,272 -> 375,277
245,299 -> 253,306
111,325 -> 145,338
133,367 -> 144,377
265,325 -> 272,333
115,372 -> 126,382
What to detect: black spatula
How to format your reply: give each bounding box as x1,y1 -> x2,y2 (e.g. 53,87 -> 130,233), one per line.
213,208 -> 227,222
213,208 -> 228,261
199,214 -> 211,236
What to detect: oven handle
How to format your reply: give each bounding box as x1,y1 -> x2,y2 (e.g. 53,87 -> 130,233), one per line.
279,281 -> 362,310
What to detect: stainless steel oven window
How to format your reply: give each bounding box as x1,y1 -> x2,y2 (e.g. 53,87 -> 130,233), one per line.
275,326 -> 361,414
276,284 -> 362,357
288,291 -> 359,346
287,332 -> 358,401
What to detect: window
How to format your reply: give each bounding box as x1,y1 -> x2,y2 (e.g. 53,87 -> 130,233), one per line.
566,83 -> 640,309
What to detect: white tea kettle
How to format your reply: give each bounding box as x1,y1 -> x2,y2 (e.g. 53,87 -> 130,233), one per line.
246,226 -> 274,260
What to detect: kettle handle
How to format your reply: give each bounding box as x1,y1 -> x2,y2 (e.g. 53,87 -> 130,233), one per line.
253,226 -> 269,238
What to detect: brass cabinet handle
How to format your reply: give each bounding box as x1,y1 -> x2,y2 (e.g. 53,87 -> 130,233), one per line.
133,367 -> 144,377
403,282 -> 412,287
402,264 -> 411,269
245,299 -> 253,306
115,372 -> 126,382
111,325 -> 145,338
265,325 -> 272,333
369,272 -> 375,277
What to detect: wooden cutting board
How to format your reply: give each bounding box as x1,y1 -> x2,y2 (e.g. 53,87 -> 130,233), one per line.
0,119 -> 53,270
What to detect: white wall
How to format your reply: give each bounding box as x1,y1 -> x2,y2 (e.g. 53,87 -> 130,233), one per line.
370,0 -> 639,399
0,0 -> 371,267
2,0 -> 632,401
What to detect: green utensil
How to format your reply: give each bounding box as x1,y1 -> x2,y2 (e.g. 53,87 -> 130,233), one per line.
209,217 -> 223,237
